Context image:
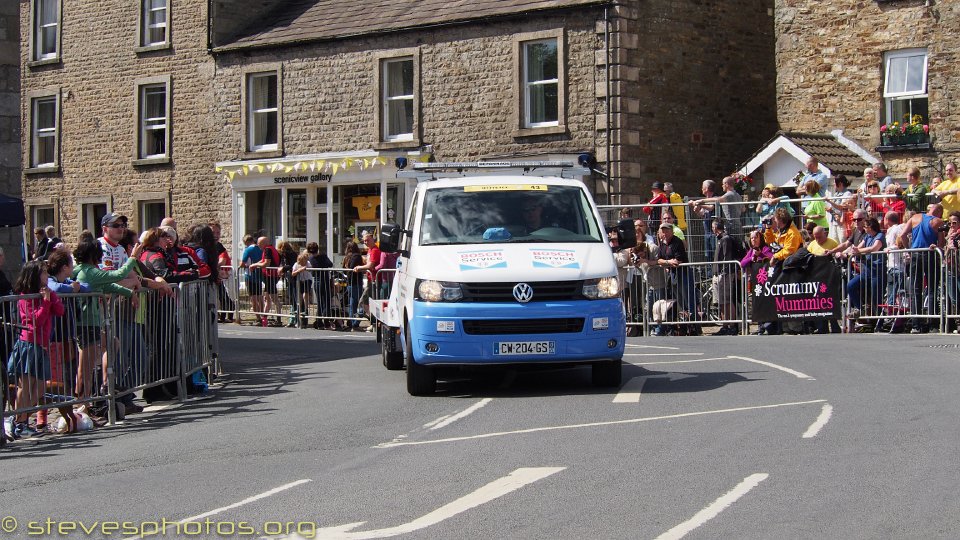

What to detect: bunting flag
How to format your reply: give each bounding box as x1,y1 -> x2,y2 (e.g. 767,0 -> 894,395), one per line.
217,153 -> 431,182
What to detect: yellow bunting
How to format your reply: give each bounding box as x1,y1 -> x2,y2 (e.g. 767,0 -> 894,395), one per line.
256,165 -> 264,173
331,163 -> 339,175
242,165 -> 249,174
284,166 -> 293,173
227,171 -> 236,180
215,166 -> 223,173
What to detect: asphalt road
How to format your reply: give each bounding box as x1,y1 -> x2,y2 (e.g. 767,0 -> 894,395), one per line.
2,326 -> 960,539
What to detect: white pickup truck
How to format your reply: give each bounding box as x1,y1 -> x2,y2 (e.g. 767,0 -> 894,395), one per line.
371,161 -> 633,395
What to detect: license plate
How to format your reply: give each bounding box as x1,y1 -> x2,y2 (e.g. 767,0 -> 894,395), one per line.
494,341 -> 556,356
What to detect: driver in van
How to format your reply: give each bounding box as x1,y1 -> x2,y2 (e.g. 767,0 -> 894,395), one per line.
521,199 -> 545,232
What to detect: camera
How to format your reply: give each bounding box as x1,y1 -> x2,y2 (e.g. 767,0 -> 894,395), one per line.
938,223 -> 950,233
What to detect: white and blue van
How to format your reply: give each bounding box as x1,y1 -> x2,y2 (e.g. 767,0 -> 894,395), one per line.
373,162 -> 632,395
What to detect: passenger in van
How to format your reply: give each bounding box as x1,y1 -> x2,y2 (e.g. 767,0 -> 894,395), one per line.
517,198 -> 561,235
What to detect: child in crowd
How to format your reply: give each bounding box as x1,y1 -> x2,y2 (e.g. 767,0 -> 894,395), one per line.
4,260 -> 64,439
291,250 -> 312,329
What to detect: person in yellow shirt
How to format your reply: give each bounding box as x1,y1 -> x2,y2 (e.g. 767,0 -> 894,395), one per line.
663,182 -> 687,232
762,207 -> 802,263
934,162 -> 960,214
806,226 -> 839,255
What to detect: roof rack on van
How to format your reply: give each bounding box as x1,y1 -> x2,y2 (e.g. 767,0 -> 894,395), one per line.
396,160 -> 590,180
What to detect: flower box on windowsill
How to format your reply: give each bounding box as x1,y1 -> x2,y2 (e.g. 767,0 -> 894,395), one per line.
877,133 -> 931,152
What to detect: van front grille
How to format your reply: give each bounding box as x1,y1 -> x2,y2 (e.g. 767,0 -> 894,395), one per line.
460,281 -> 582,302
462,318 -> 585,335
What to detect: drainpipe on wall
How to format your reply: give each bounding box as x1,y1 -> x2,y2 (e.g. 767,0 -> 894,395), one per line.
604,5 -> 612,205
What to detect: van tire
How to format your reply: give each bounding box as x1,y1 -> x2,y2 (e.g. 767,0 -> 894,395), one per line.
382,325 -> 404,370
592,359 -> 622,387
405,324 -> 436,395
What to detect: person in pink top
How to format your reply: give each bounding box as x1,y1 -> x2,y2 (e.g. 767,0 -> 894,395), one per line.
5,260 -> 65,438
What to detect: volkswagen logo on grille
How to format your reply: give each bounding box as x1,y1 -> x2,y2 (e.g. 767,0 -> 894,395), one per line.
513,282 -> 534,303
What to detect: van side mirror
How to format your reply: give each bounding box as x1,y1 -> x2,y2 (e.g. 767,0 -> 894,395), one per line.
379,223 -> 406,253
613,219 -> 636,250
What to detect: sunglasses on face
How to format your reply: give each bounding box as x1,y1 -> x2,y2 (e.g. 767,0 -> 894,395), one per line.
107,223 -> 127,229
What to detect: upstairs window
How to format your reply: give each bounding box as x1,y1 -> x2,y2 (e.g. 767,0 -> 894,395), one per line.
140,0 -> 169,47
138,83 -> 169,159
32,0 -> 60,62
382,58 -> 414,142
522,39 -> 559,128
31,96 -> 58,168
247,72 -> 279,152
883,49 -> 928,127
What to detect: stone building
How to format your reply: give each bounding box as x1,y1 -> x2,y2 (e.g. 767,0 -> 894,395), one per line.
20,0 -> 777,258
2,2 -> 23,275
774,0 -> 960,181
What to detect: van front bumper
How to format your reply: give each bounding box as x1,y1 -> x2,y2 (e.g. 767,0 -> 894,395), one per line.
408,299 -> 625,365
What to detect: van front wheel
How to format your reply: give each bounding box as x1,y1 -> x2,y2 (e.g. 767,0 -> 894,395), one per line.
405,324 -> 436,395
592,359 -> 622,387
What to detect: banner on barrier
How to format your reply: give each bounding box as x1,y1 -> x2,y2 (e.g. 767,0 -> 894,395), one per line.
751,257 -> 842,322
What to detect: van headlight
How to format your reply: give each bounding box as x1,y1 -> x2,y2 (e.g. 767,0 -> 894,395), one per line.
582,277 -> 620,299
416,280 -> 463,302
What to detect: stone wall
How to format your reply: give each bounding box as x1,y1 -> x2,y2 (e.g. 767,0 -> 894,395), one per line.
212,14 -> 602,164
19,0 -> 230,247
1,0 -> 23,275
775,0 -> 960,179
612,0 -> 779,203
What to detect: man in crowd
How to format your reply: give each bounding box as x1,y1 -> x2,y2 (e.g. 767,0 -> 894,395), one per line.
828,208 -> 869,260
806,226 -> 838,256
692,176 -> 743,239
353,231 -> 381,330
664,182 -> 687,233
898,203 -> 945,333
691,179 -> 718,264
903,167 -> 928,218
801,157 -> 829,206
933,162 -> 960,216
874,162 -> 894,191
643,181 -> 668,227
712,219 -> 743,335
883,211 -> 906,313
32,228 -> 49,260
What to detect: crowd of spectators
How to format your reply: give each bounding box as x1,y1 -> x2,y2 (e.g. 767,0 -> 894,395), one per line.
3,213 -> 224,443
619,159 -> 960,336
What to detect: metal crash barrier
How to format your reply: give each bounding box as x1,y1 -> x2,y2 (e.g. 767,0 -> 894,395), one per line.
2,281 -> 219,432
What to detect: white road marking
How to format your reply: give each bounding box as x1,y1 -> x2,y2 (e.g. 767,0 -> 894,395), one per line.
627,358 -> 729,366
726,355 -> 815,380
802,403 -> 834,439
623,352 -> 705,357
306,468 -> 564,539
375,399 -> 827,448
654,473 -> 768,540
612,376 -> 648,403
123,479 -> 312,540
626,344 -> 680,350
429,398 -> 493,430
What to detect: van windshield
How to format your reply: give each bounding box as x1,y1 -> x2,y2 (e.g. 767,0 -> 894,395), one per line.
419,185 -> 605,246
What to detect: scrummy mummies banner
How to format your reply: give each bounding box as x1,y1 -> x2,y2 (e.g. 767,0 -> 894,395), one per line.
751,258 -> 842,322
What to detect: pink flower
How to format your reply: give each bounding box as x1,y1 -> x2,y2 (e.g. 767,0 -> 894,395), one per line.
880,125 -> 888,133
819,283 -> 827,294
923,124 -> 929,134
901,125 -> 907,133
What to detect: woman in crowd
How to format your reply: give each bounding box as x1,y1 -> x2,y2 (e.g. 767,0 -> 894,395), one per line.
944,211 -> 960,333
72,239 -> 140,415
341,241 -> 364,330
291,250 -> 312,329
845,217 -> 886,320
800,179 -> 829,233
762,207 -> 802,267
39,250 -> 90,432
306,242 -> 335,330
276,240 -> 299,327
825,175 -> 855,243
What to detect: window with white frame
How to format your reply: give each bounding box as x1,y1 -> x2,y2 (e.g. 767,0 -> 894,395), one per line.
138,199 -> 166,230
522,39 -> 559,128
32,206 -> 55,232
141,0 -> 168,47
139,83 -> 169,159
33,0 -> 59,61
883,49 -> 928,128
81,202 -> 108,235
247,72 -> 278,151
382,58 -> 414,141
31,96 -> 58,168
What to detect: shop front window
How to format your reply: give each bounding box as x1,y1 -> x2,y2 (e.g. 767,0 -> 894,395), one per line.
243,189 -> 281,242
287,189 -> 307,248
